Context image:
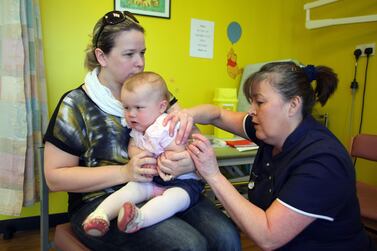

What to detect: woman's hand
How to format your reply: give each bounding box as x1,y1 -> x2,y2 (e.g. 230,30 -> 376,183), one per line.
157,150 -> 195,179
156,165 -> 173,182
142,163 -> 158,179
123,151 -> 158,182
163,109 -> 194,145
187,133 -> 221,182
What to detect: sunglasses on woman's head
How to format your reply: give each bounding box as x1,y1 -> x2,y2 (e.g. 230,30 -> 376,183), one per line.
94,10 -> 139,48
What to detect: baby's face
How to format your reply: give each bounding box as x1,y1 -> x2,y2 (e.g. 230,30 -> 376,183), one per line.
122,87 -> 165,132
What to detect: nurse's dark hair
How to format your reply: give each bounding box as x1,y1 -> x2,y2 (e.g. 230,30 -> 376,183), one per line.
243,61 -> 338,117
84,15 -> 145,71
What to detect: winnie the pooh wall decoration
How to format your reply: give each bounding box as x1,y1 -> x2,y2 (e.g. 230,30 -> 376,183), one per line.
226,22 -> 243,79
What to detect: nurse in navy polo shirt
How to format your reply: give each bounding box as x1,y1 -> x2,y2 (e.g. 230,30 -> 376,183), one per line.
167,61 -> 376,250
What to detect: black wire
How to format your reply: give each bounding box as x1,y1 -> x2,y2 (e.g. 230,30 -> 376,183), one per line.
353,62 -> 358,79
351,49 -> 361,90
353,157 -> 357,168
350,62 -> 358,89
358,54 -> 370,134
353,51 -> 360,80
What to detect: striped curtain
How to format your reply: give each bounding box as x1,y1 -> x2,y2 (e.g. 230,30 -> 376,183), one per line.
0,0 -> 48,216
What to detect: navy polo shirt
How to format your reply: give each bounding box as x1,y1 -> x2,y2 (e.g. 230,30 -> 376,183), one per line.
244,115 -> 375,250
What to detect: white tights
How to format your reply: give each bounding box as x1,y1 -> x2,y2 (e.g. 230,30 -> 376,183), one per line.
94,181 -> 191,228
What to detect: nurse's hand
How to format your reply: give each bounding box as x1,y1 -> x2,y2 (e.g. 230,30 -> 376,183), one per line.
164,109 -> 194,145
157,150 -> 195,178
187,134 -> 220,181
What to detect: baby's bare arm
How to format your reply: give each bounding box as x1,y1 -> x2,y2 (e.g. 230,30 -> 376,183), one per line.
128,138 -> 144,159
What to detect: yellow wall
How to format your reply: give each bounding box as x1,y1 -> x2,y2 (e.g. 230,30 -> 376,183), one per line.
293,0 -> 377,185
1,0 -> 376,220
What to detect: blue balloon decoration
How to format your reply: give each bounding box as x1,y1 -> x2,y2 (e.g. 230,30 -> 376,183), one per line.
227,22 -> 242,44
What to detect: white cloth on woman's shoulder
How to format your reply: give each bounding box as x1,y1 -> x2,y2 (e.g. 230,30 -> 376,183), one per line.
84,68 -> 127,126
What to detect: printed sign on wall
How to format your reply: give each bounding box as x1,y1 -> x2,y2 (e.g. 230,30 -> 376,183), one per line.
189,18 -> 215,59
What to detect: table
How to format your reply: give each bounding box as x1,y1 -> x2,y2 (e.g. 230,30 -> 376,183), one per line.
214,146 -> 257,167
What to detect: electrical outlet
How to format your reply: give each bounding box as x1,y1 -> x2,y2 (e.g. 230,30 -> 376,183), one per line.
356,43 -> 375,56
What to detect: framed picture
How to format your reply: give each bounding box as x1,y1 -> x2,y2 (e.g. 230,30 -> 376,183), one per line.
115,0 -> 170,19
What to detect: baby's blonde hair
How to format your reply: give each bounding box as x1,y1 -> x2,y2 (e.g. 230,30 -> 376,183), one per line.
122,72 -> 170,101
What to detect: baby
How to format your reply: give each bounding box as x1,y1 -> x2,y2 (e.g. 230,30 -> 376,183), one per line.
82,72 -> 203,236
